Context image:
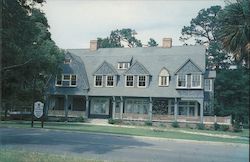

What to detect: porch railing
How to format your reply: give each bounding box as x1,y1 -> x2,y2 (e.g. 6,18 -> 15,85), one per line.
48,110 -> 85,117
122,113 -> 148,120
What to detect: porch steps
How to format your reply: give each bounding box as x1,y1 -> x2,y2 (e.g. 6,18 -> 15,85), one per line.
86,119 -> 109,125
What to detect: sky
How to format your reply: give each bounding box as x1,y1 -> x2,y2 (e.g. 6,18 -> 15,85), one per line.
41,0 -> 225,49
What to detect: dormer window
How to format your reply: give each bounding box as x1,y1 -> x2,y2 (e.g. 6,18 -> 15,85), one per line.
125,75 -> 134,87
138,76 -> 147,87
56,75 -> 62,86
159,68 -> 170,86
191,74 -> 202,88
56,74 -> 77,87
118,62 -> 130,69
177,75 -> 187,88
94,75 -> 103,87
64,58 -> 71,64
106,76 -> 114,87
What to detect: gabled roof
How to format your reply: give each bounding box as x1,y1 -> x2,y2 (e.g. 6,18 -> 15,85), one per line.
93,61 -> 118,75
124,60 -> 150,75
175,59 -> 203,74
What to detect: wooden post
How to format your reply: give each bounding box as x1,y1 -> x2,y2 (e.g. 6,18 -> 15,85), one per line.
174,98 -> 178,121
200,100 -> 204,123
85,96 -> 89,118
112,96 -> 115,119
64,95 -> 68,121
120,97 -> 123,119
149,97 -> 152,121
31,76 -> 37,128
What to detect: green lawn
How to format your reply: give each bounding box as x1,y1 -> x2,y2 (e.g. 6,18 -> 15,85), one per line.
1,121 -> 249,144
0,149 -> 103,162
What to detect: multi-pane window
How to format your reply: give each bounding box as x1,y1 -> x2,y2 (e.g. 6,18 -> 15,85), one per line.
64,58 -> 71,64
138,76 -> 146,87
56,74 -> 77,87
106,76 -> 114,87
191,74 -> 201,88
159,76 -> 169,86
159,68 -> 170,86
125,99 -> 149,114
56,75 -> 62,86
118,62 -> 130,69
70,75 -> 77,86
204,79 -> 212,91
63,74 -> 70,86
126,75 -> 134,87
95,75 -> 103,87
177,75 -> 187,88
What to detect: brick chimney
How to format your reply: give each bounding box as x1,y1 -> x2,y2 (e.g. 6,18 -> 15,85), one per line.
162,38 -> 172,48
90,40 -> 98,51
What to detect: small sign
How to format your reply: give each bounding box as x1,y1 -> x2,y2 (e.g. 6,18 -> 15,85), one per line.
34,101 -> 44,118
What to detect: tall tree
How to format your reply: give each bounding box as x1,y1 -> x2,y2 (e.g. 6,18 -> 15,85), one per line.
216,0 -> 250,68
214,68 -> 249,124
147,38 -> 158,47
180,6 -> 231,69
1,0 -> 64,111
97,28 -> 142,48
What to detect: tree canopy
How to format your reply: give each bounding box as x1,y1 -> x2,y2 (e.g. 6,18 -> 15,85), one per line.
181,2 -> 250,125
147,38 -> 158,47
1,0 -> 64,109
180,5 -> 231,70
97,28 -> 142,48
216,0 -> 250,67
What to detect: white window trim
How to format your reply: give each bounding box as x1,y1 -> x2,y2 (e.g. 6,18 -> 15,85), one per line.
191,74 -> 202,88
118,62 -> 130,69
94,75 -> 103,87
55,75 -> 62,86
137,75 -> 147,88
158,75 -> 169,87
106,75 -> 115,87
64,58 -> 71,64
205,79 -> 213,91
176,75 -> 187,88
70,75 -> 77,87
125,75 -> 134,87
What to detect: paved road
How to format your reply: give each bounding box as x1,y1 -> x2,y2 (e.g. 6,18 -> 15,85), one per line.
0,128 -> 248,162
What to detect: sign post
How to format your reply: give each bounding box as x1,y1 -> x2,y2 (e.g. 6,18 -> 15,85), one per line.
33,101 -> 44,128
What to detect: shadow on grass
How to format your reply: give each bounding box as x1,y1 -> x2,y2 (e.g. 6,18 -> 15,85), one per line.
0,127 -> 153,155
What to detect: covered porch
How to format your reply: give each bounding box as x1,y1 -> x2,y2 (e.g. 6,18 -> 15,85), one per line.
46,95 -> 87,118
112,97 -> 204,123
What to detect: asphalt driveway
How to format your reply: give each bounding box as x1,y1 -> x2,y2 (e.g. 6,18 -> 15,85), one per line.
0,128 -> 248,162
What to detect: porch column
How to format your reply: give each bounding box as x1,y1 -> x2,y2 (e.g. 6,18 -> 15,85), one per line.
195,102 -> 198,116
199,100 -> 204,123
120,97 -> 123,119
149,97 -> 152,121
168,100 -> 171,115
174,98 -> 178,121
44,94 -> 49,116
64,95 -> 68,121
85,96 -> 89,118
112,96 -> 115,119
187,106 -> 190,117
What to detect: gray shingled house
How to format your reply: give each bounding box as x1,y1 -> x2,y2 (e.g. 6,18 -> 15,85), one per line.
45,38 -> 216,123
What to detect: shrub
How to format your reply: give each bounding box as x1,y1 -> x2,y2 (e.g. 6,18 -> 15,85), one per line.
232,122 -> 243,132
159,123 -> 166,128
214,122 -> 220,130
144,120 -> 153,126
171,121 -> 179,128
108,118 -> 122,125
219,125 -> 229,131
196,123 -> 205,130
